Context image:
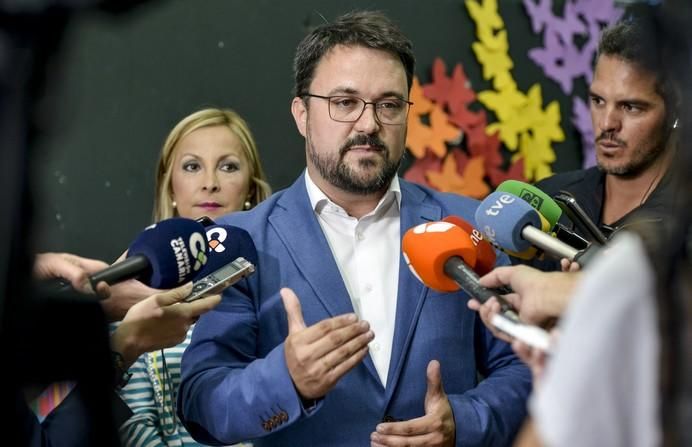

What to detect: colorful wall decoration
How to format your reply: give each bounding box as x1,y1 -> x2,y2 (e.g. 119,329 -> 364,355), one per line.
404,0 -> 622,197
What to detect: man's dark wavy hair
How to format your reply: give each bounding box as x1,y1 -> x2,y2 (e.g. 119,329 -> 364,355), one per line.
292,10 -> 415,98
597,12 -> 681,128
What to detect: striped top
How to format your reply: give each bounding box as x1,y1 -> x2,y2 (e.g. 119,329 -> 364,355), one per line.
118,328 -> 199,446
117,327 -> 252,447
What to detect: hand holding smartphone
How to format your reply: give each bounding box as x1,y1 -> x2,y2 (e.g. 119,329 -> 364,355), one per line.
184,257 -> 255,303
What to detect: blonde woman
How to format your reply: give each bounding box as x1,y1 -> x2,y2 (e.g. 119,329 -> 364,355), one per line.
153,107 -> 270,222
119,108 -> 270,446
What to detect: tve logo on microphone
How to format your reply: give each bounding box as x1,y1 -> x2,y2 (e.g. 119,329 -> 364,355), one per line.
484,193 -> 516,217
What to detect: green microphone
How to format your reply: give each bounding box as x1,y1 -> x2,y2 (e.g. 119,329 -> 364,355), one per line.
496,180 -> 562,229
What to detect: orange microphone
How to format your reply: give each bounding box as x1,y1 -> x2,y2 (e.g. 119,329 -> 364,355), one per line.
402,221 -> 477,292
402,220 -> 519,321
442,216 -> 496,276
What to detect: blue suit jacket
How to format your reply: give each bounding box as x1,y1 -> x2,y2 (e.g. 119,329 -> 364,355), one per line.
178,175 -> 531,446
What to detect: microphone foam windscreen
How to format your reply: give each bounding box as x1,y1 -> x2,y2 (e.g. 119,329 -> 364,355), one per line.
475,192 -> 543,253
497,180 -> 562,229
442,216 -> 496,276
193,225 -> 258,280
128,217 -> 208,288
402,221 -> 477,292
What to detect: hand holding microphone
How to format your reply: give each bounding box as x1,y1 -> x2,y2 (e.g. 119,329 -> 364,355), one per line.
33,252 -> 110,293
91,217 -> 209,320
402,220 -> 551,350
90,217 -> 208,289
402,219 -> 517,319
469,265 -> 579,326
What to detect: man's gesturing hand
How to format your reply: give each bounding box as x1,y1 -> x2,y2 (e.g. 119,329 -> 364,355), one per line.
281,287 -> 374,400
371,360 -> 455,447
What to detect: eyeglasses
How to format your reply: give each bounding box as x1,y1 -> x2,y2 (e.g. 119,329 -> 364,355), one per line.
302,94 -> 413,125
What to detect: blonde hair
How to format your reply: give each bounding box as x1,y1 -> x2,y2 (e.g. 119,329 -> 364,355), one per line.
153,108 -> 271,222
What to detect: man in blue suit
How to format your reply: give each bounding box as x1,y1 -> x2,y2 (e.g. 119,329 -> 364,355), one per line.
178,10 -> 530,446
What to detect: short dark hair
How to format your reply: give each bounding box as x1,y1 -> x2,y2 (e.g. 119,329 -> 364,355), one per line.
292,10 -> 415,98
597,18 -> 680,120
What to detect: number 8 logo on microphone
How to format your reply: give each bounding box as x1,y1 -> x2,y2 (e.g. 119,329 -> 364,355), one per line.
189,232 -> 208,271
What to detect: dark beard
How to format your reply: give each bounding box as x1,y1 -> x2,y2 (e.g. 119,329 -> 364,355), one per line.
308,133 -> 401,195
595,131 -> 668,178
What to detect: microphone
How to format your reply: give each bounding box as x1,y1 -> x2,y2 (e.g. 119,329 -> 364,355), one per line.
441,216 -> 497,276
192,224 -> 258,280
475,192 -> 596,264
402,221 -> 518,320
501,210 -> 552,261
497,180 -> 589,250
553,191 -> 608,245
496,180 -> 563,229
89,217 -> 208,289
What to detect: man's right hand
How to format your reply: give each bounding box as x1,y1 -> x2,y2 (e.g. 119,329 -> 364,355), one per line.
280,287 -> 374,400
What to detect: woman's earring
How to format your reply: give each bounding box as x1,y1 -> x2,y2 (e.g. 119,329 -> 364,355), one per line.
243,200 -> 251,210
673,118 -> 679,129
172,200 -> 177,208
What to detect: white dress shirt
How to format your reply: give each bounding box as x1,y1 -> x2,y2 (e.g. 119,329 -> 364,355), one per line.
305,170 -> 401,387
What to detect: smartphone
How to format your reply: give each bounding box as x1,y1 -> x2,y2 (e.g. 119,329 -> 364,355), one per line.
184,257 -> 255,303
491,313 -> 551,351
553,191 -> 608,245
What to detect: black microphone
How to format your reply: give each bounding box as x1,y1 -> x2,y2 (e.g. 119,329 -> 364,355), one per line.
553,191 -> 608,245
89,217 -> 208,289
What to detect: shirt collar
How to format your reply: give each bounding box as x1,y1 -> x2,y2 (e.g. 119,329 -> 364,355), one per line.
304,169 -> 401,217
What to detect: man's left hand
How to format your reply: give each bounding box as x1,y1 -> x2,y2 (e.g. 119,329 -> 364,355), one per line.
370,360 -> 455,447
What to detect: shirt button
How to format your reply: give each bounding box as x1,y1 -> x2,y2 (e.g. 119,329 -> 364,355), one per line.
355,231 -> 364,241
363,284 -> 372,293
370,342 -> 380,352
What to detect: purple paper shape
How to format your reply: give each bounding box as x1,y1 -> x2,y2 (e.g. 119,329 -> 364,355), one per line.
523,0 -> 553,34
523,0 -> 623,95
573,0 -> 624,24
529,28 -> 593,94
572,97 -> 596,168
524,0 -> 585,43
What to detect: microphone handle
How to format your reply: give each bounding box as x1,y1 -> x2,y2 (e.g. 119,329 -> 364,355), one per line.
521,225 -> 579,261
573,243 -> 602,268
443,256 -> 520,322
89,255 -> 152,289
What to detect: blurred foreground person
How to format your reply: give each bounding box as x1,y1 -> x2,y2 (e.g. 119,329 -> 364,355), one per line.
470,5 -> 692,445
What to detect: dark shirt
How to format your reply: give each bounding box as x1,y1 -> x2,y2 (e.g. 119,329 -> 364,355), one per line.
536,166 -> 675,238
524,166 -> 676,270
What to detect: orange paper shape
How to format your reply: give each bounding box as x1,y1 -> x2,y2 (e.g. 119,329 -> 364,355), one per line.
406,104 -> 461,159
426,150 -> 489,199
409,76 -> 434,115
403,149 -> 443,188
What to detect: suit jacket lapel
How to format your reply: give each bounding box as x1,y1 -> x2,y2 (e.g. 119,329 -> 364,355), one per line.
268,174 -> 381,383
385,181 -> 442,403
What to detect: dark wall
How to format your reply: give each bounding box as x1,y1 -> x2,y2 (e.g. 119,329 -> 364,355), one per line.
33,0 -> 582,261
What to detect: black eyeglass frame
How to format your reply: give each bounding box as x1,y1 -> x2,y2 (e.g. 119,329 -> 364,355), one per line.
301,93 -> 413,125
